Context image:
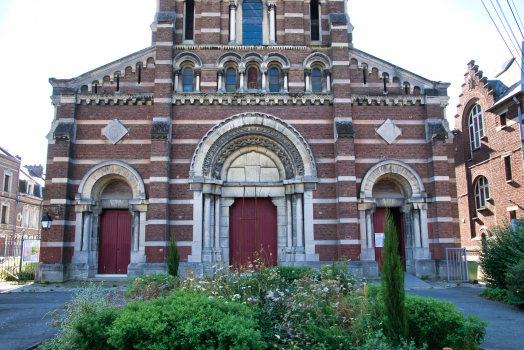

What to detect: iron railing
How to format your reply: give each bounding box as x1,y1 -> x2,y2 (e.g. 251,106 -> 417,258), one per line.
446,247 -> 469,282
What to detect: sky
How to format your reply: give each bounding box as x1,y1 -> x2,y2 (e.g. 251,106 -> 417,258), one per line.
0,0 -> 522,172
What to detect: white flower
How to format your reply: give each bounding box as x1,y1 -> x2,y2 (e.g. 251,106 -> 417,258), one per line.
323,287 -> 329,292
275,335 -> 281,339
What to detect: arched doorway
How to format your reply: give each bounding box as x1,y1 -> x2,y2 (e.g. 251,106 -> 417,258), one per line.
72,161 -> 147,279
189,112 -> 319,274
358,160 -> 431,276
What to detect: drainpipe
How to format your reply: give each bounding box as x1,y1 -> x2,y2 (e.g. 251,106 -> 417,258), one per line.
513,96 -> 523,168
12,157 -> 21,239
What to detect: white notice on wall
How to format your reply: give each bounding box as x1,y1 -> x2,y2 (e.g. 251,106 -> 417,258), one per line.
375,233 -> 385,248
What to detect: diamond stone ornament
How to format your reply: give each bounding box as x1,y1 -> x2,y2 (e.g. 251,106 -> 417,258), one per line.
102,119 -> 129,144
376,119 -> 402,144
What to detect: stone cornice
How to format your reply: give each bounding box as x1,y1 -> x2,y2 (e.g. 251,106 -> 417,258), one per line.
172,93 -> 333,106
76,93 -> 154,105
351,94 -> 427,106
173,44 -> 330,51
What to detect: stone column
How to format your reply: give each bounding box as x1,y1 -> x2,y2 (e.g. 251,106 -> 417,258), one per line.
238,69 -> 245,92
203,194 -> 212,249
305,69 -> 311,93
268,4 -> 276,44
261,69 -> 267,92
283,69 -> 289,93
217,70 -> 224,93
229,3 -> 237,44
195,70 -> 201,92
286,195 -> 293,248
214,196 -> 221,252
296,194 -> 304,249
366,210 -> 373,249
325,71 -> 331,92
132,212 -> 139,252
413,209 -> 421,248
82,213 -> 91,252
173,70 -> 180,93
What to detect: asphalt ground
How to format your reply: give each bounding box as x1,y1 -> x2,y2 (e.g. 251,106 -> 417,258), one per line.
0,292 -> 74,350
407,287 -> 524,350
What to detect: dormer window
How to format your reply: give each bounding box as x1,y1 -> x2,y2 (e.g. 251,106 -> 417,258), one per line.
242,0 -> 263,45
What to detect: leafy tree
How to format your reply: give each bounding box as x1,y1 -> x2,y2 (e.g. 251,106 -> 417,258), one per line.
381,208 -> 408,343
167,229 -> 181,277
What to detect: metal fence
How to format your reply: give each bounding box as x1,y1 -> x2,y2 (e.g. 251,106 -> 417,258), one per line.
446,247 -> 469,282
0,235 -> 40,282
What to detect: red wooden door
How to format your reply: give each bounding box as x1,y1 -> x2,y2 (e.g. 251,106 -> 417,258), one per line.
230,198 -> 277,268
98,210 -> 131,274
247,68 -> 258,89
374,208 -> 405,271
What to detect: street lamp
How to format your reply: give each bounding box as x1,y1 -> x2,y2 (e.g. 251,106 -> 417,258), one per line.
41,212 -> 53,230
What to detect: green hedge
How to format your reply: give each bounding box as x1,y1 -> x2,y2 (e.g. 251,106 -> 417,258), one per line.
107,291 -> 266,350
405,295 -> 487,350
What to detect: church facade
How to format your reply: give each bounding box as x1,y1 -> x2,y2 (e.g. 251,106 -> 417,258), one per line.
37,0 -> 458,282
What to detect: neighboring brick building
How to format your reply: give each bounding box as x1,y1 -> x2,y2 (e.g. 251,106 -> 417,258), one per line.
0,147 -> 44,256
454,47 -> 524,259
37,0 -> 458,282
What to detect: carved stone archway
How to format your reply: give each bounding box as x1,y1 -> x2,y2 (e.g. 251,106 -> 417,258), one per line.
71,161 -> 148,280
358,160 -> 431,277
189,112 -> 318,273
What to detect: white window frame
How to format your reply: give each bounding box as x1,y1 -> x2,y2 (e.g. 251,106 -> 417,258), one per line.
183,0 -> 195,44
475,176 -> 490,210
309,0 -> 322,44
469,104 -> 485,150
3,172 -> 12,193
27,183 -> 33,196
1,204 -> 9,224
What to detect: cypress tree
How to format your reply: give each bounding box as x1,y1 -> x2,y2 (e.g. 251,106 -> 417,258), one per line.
381,208 -> 408,343
167,229 -> 181,277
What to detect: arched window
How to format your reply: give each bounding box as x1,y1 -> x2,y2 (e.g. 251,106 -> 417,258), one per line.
310,0 -> 320,41
185,0 -> 195,41
475,176 -> 490,210
312,68 -> 322,92
226,68 -> 237,92
268,68 -> 279,92
247,67 -> 258,89
469,104 -> 485,150
243,0 -> 263,45
183,68 -> 194,92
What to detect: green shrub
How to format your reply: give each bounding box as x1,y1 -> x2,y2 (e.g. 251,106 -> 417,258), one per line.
355,330 -> 427,350
108,291 -> 266,350
381,209 -> 408,344
405,295 -> 488,350
71,307 -> 119,350
479,287 -> 512,303
124,273 -> 179,300
276,265 -> 317,282
505,259 -> 524,307
39,284 -> 117,350
319,259 -> 357,293
167,229 -> 181,277
479,223 -> 524,288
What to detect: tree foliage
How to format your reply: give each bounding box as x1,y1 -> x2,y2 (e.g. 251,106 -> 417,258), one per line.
167,229 -> 181,277
381,208 -> 408,343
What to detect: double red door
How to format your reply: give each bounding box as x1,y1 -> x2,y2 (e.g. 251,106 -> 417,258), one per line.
98,210 -> 131,274
373,207 -> 406,270
230,198 -> 277,268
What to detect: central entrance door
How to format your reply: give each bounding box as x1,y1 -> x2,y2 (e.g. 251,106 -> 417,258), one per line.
229,198 -> 277,268
373,207 -> 406,271
98,210 -> 132,274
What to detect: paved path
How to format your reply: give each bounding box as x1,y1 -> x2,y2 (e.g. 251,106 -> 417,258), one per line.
0,292 -> 75,350
407,287 -> 524,350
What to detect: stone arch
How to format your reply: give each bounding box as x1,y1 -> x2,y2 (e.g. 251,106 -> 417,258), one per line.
77,161 -> 146,202
360,160 -> 425,200
264,52 -> 290,68
174,52 -> 203,68
221,147 -> 285,183
190,112 -> 317,180
303,52 -> 332,69
216,52 -> 242,68
242,52 -> 264,65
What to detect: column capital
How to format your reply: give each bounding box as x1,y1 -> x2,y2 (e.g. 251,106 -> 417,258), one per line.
267,3 -> 276,10
173,69 -> 181,76
304,69 -> 311,76
194,69 -> 201,76
229,2 -> 237,10
217,69 -> 224,76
